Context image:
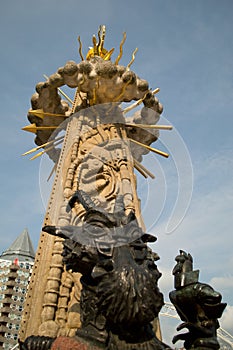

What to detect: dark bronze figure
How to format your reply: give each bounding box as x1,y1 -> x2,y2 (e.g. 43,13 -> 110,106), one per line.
169,250 -> 227,350
19,198 -> 227,350
42,190 -> 168,349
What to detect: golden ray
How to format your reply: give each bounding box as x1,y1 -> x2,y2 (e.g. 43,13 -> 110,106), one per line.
125,123 -> 173,130
134,158 -> 155,179
123,88 -> 160,114
30,139 -> 63,160
22,123 -> 61,133
129,138 -> 169,158
127,47 -> 138,70
134,161 -> 148,178
47,162 -> 57,182
22,135 -> 64,156
97,27 -> 101,53
115,32 -> 127,65
98,25 -> 106,53
89,87 -> 97,106
115,80 -> 131,102
92,35 -> 98,55
77,36 -> 84,61
28,109 -> 68,119
103,48 -> 115,60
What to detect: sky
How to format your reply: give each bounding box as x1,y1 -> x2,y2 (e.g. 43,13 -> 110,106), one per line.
0,0 -> 233,345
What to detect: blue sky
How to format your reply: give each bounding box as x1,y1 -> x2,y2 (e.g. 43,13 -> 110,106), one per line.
0,0 -> 233,343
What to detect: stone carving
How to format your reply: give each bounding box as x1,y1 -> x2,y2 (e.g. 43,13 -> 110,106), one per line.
27,59 -> 162,161
19,26 -> 227,350
20,28 -> 167,338
169,250 -> 227,350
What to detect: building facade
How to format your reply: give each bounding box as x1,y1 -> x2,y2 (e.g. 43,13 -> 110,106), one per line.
0,229 -> 35,349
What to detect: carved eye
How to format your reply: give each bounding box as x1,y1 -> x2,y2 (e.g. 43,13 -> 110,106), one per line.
84,222 -> 107,237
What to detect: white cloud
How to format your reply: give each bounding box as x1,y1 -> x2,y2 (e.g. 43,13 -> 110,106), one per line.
210,276 -> 233,291
220,305 -> 233,335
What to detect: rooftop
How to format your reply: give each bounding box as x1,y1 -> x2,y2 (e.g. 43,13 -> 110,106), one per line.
0,228 -> 35,262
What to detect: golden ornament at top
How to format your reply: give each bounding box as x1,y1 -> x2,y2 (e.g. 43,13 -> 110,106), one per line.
86,25 -> 114,61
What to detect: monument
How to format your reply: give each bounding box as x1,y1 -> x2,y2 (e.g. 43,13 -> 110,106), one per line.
19,26 -> 226,350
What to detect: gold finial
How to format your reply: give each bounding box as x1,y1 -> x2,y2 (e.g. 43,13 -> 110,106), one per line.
86,25 -> 114,61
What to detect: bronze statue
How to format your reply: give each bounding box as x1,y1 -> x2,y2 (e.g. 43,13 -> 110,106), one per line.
170,250 -> 226,349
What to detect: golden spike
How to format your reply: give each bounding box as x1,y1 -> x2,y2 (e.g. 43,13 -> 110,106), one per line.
97,26 -> 101,53
30,139 -> 63,161
22,135 -> 64,156
77,36 -> 84,61
22,123 -> 60,133
123,88 -> 160,114
134,161 -> 148,178
89,87 -> 97,106
43,74 -> 73,104
99,25 -> 106,53
47,162 -> 57,182
92,35 -> 98,55
28,109 -> 68,119
103,48 -> 115,61
133,158 -> 155,179
115,80 -> 131,102
127,47 -> 138,70
115,32 -> 127,65
125,123 -> 173,130
30,151 -> 44,161
129,138 -> 169,158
